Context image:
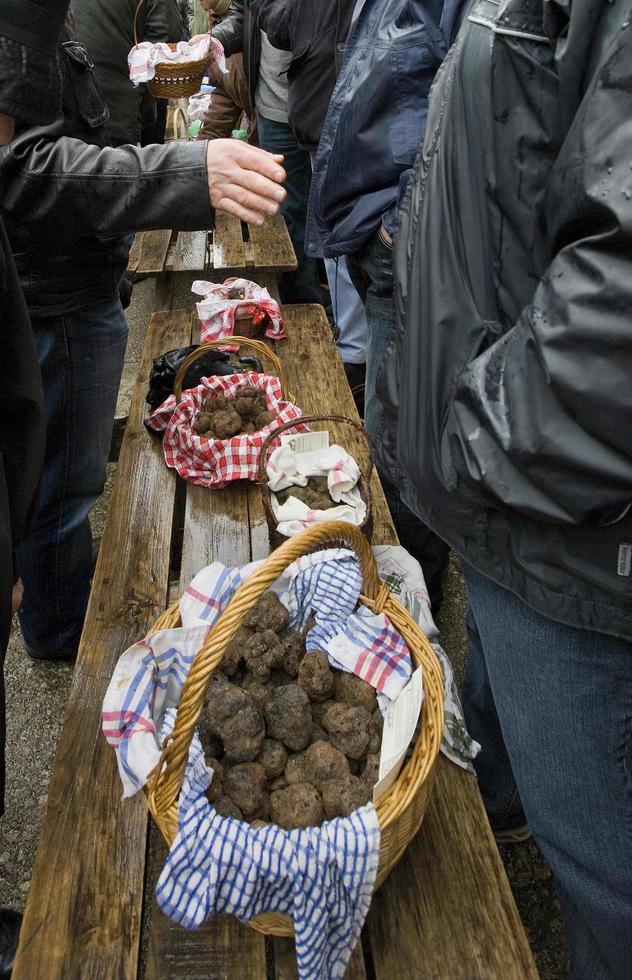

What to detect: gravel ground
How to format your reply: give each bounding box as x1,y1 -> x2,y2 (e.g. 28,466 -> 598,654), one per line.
0,282 -> 570,977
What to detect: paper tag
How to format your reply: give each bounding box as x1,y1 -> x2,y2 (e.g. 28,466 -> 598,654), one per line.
373,668 -> 424,803
618,543 -> 632,577
280,430 -> 329,455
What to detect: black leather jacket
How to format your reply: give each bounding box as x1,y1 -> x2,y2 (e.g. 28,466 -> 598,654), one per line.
212,0 -> 261,109
0,29 -> 212,318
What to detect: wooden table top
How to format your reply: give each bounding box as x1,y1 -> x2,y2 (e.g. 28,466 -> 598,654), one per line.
13,295 -> 537,979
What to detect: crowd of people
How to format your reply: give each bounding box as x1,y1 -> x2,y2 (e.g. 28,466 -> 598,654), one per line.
0,0 -> 631,976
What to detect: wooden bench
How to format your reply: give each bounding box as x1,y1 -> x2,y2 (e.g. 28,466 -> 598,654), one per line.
13,296 -> 537,978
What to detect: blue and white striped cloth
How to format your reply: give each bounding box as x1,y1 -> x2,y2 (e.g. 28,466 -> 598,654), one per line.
156,710 -> 380,980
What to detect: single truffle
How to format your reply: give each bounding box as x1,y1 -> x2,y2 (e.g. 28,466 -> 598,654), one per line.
305,741 -> 349,790
257,739 -> 288,779
284,751 -> 312,786
204,672 -> 265,762
194,412 -> 212,434
205,394 -> 228,414
206,757 -> 225,803
269,775 -> 287,793
244,592 -> 290,634
322,703 -> 372,759
211,407 -> 243,440
298,651 -> 334,702
368,708 -> 383,755
280,629 -> 305,677
255,410 -> 275,429
243,629 -> 286,678
264,684 -> 312,751
321,775 -> 372,819
334,671 -> 378,713
362,754 -> 380,792
270,783 -> 324,830
214,796 -> 243,820
223,762 -> 266,818
222,626 -> 252,676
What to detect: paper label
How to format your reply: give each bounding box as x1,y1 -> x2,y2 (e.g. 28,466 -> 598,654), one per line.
373,668 -> 424,803
280,430 -> 329,456
618,543 -> 632,577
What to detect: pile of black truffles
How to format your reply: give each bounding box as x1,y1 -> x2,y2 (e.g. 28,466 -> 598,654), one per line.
200,591 -> 383,830
274,475 -> 339,512
194,387 -> 276,440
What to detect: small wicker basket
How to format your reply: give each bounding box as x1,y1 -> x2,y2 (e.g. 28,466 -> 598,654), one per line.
134,0 -> 208,99
144,521 -> 444,937
172,336 -> 294,403
258,414 -> 374,548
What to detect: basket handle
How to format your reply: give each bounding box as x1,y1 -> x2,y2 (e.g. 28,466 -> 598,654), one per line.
256,414 -> 374,486
150,521 -> 385,817
173,337 -> 291,402
133,0 -> 144,47
172,106 -> 189,141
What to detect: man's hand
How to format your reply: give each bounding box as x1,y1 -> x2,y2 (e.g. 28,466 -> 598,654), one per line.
0,114 -> 15,146
206,139 -> 286,225
11,579 -> 23,615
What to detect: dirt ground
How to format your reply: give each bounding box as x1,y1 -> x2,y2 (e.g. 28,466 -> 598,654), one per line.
0,280 -> 570,978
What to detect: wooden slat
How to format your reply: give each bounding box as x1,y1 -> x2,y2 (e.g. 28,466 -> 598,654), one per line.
248,212 -> 297,271
135,229 -> 174,275
273,937 -> 367,979
212,213 -> 246,270
172,230 -> 210,273
367,759 -> 538,979
127,233 -> 143,272
13,310 -> 193,980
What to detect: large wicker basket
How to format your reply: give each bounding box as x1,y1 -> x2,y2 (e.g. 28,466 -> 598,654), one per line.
134,0 -> 208,99
257,414 -> 374,548
144,521 -> 444,937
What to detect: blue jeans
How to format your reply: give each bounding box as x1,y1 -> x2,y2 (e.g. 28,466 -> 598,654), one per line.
463,563 -> 632,979
347,230 -> 449,611
322,254 -> 368,366
257,115 -> 326,307
17,299 -> 128,657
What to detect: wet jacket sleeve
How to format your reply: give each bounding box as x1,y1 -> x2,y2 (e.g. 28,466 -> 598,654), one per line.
255,0 -> 293,50
0,0 -> 69,125
445,55 -> 632,526
0,127 -> 213,237
211,0 -> 245,56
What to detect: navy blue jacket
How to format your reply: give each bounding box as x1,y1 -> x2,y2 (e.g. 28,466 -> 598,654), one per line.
307,0 -> 465,258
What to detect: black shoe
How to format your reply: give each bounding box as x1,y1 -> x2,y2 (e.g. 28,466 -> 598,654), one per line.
0,909 -> 22,978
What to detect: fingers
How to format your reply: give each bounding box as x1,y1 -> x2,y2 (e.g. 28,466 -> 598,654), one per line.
212,182 -> 282,219
216,196 -> 268,226
226,139 -> 287,183
230,168 -> 286,203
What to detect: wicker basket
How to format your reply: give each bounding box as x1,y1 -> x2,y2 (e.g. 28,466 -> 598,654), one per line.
144,521 -> 444,937
173,336 -> 294,403
171,106 -> 189,141
258,414 -> 374,548
134,0 -> 208,99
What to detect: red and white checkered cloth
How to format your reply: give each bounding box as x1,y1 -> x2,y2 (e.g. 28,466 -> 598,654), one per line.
128,36 -> 226,86
146,372 -> 306,488
192,278 -> 286,344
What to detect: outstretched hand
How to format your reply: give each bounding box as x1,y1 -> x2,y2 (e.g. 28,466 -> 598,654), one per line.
206,139 -> 286,225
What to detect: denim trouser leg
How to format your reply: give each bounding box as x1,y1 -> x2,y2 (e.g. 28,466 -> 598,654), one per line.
323,255 -> 368,366
462,563 -> 632,980
347,231 -> 449,611
257,114 -> 325,306
17,299 -> 128,657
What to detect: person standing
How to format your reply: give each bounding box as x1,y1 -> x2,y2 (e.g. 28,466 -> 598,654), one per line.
0,0 -> 70,969
378,0 -> 632,974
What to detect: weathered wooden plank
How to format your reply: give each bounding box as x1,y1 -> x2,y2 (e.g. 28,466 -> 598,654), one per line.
273,937 -> 367,979
172,230 -> 210,273
212,212 -> 246,270
135,229 -> 174,275
13,310 -> 193,980
367,758 -> 538,979
144,837 -> 267,980
128,233 -> 144,272
248,211 -> 297,272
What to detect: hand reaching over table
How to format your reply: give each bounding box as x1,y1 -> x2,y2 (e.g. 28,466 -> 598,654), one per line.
206,139 -> 286,225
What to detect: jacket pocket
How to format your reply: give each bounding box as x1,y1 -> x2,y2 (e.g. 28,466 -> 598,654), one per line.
62,40 -> 110,130
389,37 -> 437,166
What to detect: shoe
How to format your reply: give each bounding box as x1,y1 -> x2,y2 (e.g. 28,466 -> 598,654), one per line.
0,909 -> 22,978
24,642 -> 77,662
493,824 -> 533,845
